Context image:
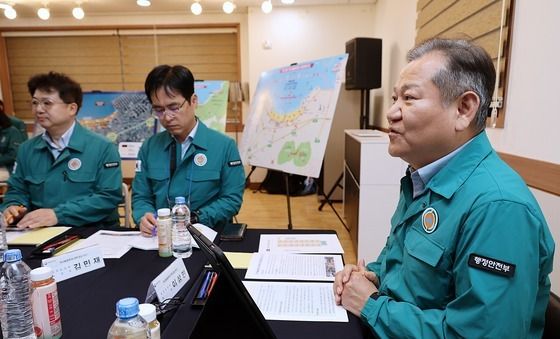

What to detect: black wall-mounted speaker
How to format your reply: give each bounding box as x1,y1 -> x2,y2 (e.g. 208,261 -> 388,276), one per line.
345,38 -> 382,90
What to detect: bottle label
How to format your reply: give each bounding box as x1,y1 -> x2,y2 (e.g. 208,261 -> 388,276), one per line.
32,283 -> 62,338
158,219 -> 173,257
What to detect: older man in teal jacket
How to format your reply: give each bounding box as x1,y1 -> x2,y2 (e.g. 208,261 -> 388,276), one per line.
334,38 -> 554,338
132,65 -> 244,235
2,72 -> 122,228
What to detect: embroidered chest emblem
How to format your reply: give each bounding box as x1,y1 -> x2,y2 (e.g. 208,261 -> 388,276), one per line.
194,153 -> 207,167
68,158 -> 82,171
422,207 -> 438,234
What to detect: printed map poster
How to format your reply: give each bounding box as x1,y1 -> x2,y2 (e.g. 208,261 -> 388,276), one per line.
240,54 -> 348,178
154,80 -> 230,133
195,80 -> 230,133
80,91 -> 156,144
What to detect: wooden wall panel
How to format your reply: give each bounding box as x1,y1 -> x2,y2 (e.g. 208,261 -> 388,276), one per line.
416,0 -> 456,29
417,0 -> 494,41
415,0 -> 512,129
3,27 -> 241,125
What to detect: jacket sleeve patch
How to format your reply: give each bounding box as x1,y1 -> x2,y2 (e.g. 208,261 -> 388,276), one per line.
228,160 -> 242,167
104,162 -> 120,168
468,253 -> 515,278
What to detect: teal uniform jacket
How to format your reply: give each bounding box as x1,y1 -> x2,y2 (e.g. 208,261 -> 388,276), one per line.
0,125 -> 25,172
9,116 -> 28,141
361,132 -> 555,339
1,122 -> 122,227
132,120 -> 245,228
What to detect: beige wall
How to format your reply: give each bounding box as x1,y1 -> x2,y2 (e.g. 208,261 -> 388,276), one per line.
246,4 -> 380,183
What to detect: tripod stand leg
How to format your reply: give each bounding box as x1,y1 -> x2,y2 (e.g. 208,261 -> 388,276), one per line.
319,172 -> 343,211
284,173 -> 293,230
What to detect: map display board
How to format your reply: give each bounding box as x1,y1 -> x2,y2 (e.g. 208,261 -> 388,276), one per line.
240,54 -> 348,178
81,81 -> 229,145
194,80 -> 230,133
80,91 -> 156,144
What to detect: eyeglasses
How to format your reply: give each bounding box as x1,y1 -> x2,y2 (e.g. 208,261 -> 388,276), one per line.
31,98 -> 67,110
151,98 -> 188,119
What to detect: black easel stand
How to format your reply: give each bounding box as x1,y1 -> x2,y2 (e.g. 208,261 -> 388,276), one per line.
284,173 -> 293,230
318,88 -> 370,226
245,165 -> 258,189
317,168 -> 347,230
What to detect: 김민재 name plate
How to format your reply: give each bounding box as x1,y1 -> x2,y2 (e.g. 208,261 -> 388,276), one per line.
41,245 -> 105,282
146,258 -> 190,303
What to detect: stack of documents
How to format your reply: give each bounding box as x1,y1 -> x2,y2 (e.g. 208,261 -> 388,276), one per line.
242,233 -> 348,323
57,224 -> 217,259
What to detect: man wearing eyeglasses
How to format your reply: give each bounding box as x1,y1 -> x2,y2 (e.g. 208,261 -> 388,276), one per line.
1,71 -> 123,228
132,65 -> 245,235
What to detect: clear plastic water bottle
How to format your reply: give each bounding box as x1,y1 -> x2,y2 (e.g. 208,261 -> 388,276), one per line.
0,249 -> 36,339
0,214 -> 8,264
107,297 -> 150,339
171,196 -> 192,258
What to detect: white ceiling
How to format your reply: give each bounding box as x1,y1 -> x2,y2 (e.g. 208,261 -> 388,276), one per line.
1,0 -> 375,19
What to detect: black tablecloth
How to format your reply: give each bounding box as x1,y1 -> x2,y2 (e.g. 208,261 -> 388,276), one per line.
11,227 -> 208,339
163,229 -> 373,339
9,228 -> 371,339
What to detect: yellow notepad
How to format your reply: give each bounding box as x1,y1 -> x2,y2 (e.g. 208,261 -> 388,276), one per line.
7,226 -> 71,245
224,251 -> 253,269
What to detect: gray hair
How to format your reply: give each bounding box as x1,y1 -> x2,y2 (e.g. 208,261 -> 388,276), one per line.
407,38 -> 496,131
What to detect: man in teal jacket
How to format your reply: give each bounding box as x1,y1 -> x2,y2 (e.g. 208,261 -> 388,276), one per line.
1,72 -> 122,228
132,65 -> 244,235
0,103 -> 25,179
334,38 -> 555,338
0,99 -> 28,141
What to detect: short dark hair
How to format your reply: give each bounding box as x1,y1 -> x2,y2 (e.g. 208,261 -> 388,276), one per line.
407,38 -> 496,131
144,65 -> 195,104
27,71 -> 83,111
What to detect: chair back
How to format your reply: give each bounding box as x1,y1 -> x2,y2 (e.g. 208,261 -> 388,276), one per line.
543,291 -> 560,338
119,182 -> 133,228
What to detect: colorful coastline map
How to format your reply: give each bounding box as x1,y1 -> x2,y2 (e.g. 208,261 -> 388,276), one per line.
80,92 -> 155,144
194,80 -> 229,133
240,54 -> 348,178
79,81 -> 230,144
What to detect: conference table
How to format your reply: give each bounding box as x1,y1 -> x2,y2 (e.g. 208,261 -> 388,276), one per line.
10,227 -> 374,339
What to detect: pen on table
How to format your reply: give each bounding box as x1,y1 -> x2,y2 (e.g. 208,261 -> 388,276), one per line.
197,271 -> 213,299
51,237 -> 81,255
42,235 -> 79,251
42,236 -> 80,254
204,272 -> 218,298
152,211 -> 158,237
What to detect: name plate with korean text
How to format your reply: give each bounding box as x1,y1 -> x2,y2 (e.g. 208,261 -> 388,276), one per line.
146,258 -> 190,303
41,245 -> 105,282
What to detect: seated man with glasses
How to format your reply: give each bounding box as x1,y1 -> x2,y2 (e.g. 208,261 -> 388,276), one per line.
1,71 -> 123,228
132,65 -> 245,236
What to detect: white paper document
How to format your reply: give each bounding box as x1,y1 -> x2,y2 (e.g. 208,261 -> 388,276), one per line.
128,223 -> 218,251
73,230 -> 138,258
258,234 -> 344,254
242,281 -> 348,322
245,253 -> 344,281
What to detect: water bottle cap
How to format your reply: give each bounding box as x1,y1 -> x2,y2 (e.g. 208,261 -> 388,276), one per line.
138,303 -> 157,322
116,297 -> 140,319
3,249 -> 22,262
175,196 -> 186,204
157,208 -> 171,217
30,266 -> 54,281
